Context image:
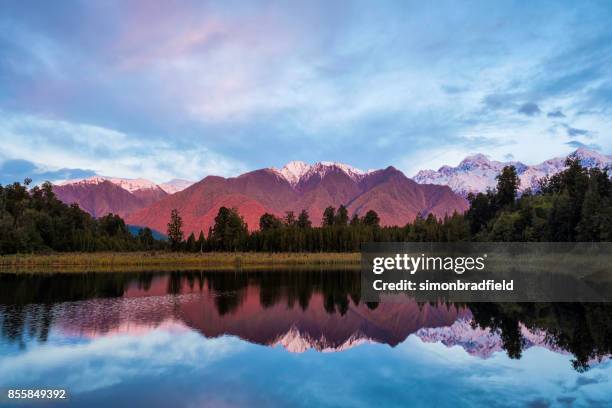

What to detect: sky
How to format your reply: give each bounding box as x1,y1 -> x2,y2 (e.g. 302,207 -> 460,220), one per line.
1,0 -> 611,184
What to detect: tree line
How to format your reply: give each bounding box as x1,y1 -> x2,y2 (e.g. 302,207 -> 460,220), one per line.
0,158 -> 609,254
0,180 -> 163,254
169,157 -> 610,251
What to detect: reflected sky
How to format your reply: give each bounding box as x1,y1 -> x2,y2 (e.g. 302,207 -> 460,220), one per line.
1,322 -> 611,408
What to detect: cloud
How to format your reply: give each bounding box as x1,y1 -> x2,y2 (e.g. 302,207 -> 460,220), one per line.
563,124 -> 591,137
547,110 -> 566,118
1,1 -> 612,176
482,93 -> 515,110
565,141 -> 601,150
0,158 -> 96,185
518,102 -> 541,116
0,112 -> 247,182
504,153 -> 515,160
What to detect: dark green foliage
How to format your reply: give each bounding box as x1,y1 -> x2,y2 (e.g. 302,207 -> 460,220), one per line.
283,211 -> 296,226
167,209 -> 184,251
466,160 -> 610,242
362,210 -> 380,227
297,210 -> 312,228
209,207 -> 248,251
197,231 -> 206,252
137,227 -> 156,249
259,213 -> 283,231
186,232 -> 197,252
335,205 -> 349,226
0,180 -> 164,254
495,165 -> 520,209
322,206 -> 335,226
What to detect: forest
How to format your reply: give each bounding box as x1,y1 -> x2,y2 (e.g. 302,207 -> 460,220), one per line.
0,158 -> 610,255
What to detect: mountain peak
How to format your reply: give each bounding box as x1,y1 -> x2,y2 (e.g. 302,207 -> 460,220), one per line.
276,161 -> 311,186
571,147 -> 611,163
415,149 -> 611,196
159,179 -> 194,194
59,176 -> 159,192
273,161 -> 366,186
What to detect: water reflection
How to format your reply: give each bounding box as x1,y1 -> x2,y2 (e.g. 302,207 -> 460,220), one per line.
1,270 -> 610,370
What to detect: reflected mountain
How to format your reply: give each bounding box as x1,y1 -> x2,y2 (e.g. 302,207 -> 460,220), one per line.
1,271 -> 610,370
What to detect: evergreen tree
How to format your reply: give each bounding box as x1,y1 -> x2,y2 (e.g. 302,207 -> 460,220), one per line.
211,207 -> 248,251
260,213 -> 283,231
137,227 -> 155,249
297,210 -> 312,228
284,211 -> 297,226
335,205 -> 349,226
495,165 -> 520,209
362,210 -> 380,227
167,209 -> 184,251
197,231 -> 206,252
322,206 -> 335,226
186,232 -> 197,252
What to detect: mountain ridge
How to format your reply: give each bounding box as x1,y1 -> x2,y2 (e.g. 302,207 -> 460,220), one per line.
414,148 -> 611,196
125,163 -> 468,235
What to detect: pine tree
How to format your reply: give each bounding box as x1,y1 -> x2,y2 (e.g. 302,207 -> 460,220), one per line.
284,211 -> 296,226
362,210 -> 380,227
322,206 -> 335,226
197,231 -> 206,252
186,232 -> 197,252
260,213 -> 283,230
495,165 -> 520,209
297,210 -> 312,228
335,205 -> 349,226
167,209 -> 184,251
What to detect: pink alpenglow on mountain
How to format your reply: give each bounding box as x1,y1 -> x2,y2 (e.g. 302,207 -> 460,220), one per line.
53,176 -> 168,218
53,176 -> 196,218
125,161 -> 468,236
159,179 -> 195,194
414,148 -> 612,196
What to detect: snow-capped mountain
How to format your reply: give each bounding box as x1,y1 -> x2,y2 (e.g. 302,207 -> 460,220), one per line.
415,318 -> 565,358
271,326 -> 372,353
127,163 -> 467,235
59,176 -> 160,192
414,148 -> 612,196
273,161 -> 369,186
159,179 -> 194,194
54,176 -> 169,218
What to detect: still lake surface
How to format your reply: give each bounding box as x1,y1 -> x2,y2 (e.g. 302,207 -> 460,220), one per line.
0,269 -> 611,407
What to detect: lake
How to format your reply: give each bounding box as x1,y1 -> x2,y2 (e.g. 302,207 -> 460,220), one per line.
1,270 -> 611,407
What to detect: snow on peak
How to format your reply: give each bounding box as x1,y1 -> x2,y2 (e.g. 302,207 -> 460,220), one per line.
270,326 -> 372,353
58,176 -> 160,192
415,318 -> 566,359
414,148 -> 611,196
460,153 -> 491,165
273,161 -> 366,186
276,161 -> 312,186
571,147 -> 612,165
159,179 -> 194,194
106,177 -> 159,192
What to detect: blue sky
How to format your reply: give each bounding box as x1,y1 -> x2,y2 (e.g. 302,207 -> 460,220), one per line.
1,0 -> 611,183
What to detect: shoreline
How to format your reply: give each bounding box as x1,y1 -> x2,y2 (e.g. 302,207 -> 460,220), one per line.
0,252 -> 361,272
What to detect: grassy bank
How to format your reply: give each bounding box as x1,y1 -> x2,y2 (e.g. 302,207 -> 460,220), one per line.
0,251 -> 360,272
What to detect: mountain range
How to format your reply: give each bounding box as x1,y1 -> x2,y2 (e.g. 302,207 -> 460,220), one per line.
51,148 -> 610,234
414,147 -> 612,196
125,162 -> 467,235
53,176 -> 194,218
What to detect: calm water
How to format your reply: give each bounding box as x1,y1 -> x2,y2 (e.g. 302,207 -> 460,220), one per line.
0,270 -> 611,407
